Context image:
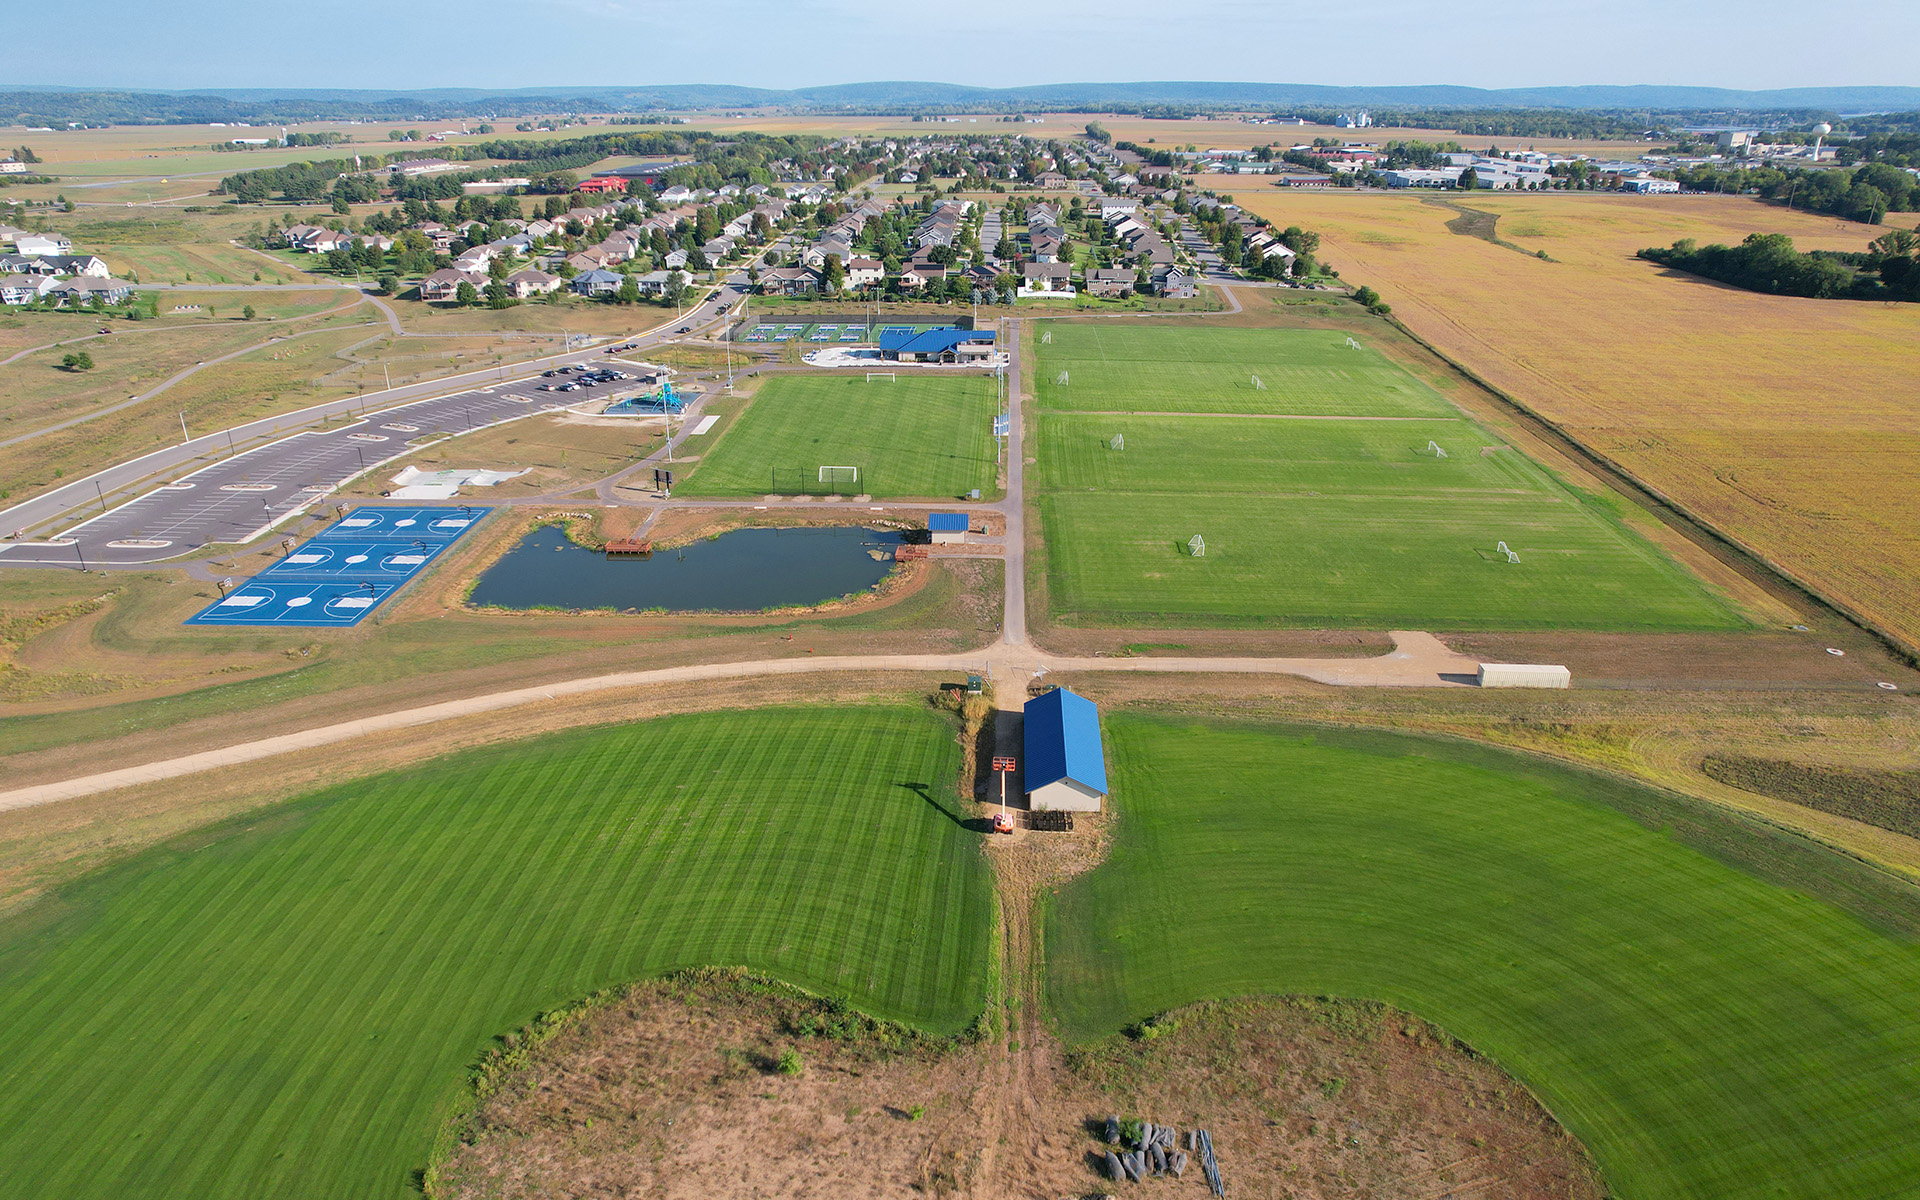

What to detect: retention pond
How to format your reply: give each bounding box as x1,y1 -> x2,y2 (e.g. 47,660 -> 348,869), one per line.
468,523 -> 905,612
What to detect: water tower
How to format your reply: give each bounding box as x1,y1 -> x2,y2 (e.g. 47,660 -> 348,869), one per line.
1812,122 -> 1832,159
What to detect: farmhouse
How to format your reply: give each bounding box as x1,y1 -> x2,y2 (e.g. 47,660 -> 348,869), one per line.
1023,687 -> 1107,812
928,512 -> 968,544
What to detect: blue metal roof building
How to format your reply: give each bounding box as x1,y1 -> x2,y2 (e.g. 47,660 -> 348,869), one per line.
928,513 -> 968,531
878,327 -> 996,362
1024,687 -> 1107,812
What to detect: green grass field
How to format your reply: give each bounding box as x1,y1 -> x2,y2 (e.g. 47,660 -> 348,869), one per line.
1047,716 -> 1920,1200
679,372 -> 999,499
1032,323 -> 1453,417
1038,489 -> 1739,629
1029,326 -> 1742,630
0,707 -> 993,1200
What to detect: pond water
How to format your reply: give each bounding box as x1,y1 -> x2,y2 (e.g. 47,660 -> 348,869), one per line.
467,524 -> 904,612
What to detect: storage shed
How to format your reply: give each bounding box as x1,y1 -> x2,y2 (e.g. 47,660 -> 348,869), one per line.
928,513 -> 969,544
1478,663 -> 1572,689
1024,687 -> 1107,812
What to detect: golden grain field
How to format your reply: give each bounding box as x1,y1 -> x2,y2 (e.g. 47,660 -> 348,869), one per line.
1231,188 -> 1920,652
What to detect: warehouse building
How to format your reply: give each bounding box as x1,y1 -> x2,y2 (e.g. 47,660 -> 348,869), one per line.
878,327 -> 997,364
1024,687 -> 1107,812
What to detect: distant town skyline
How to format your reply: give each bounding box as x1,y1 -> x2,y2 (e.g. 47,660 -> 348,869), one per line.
13,0 -> 1917,93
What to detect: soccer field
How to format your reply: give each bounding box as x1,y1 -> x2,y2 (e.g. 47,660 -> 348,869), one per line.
679,373 -> 1000,499
1032,323 -> 1454,417
1047,716 -> 1920,1200
1039,489 -> 1740,629
0,708 -> 993,1200
1029,325 -> 1742,630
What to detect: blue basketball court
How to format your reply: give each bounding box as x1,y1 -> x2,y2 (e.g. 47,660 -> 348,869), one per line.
186,506 -> 490,627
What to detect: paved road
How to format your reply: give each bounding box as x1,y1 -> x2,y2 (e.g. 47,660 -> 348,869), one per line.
1000,316 -> 1028,645
0,278 -> 747,561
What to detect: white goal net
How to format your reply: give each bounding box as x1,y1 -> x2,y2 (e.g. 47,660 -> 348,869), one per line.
1428,440 -> 1448,458
1109,433 -> 1125,451
1054,370 -> 1069,386
1496,539 -> 1519,563
819,466 -> 859,485
1188,534 -> 1206,557
865,372 -> 895,383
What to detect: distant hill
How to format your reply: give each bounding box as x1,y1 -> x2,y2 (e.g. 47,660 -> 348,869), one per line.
2,81 -> 1916,126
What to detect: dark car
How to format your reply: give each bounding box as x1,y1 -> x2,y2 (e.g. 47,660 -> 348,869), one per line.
542,369 -> 560,377
676,326 -> 692,334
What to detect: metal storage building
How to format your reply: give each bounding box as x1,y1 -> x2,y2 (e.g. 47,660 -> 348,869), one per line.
928,512 -> 969,544
1024,687 -> 1108,812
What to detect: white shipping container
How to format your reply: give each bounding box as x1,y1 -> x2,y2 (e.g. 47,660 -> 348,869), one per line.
1478,663 -> 1572,689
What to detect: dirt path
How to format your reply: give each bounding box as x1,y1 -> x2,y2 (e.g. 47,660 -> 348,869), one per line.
0,634 -> 1486,814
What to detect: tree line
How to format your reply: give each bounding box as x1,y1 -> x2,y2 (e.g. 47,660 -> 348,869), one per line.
1639,230 -> 1920,302
1661,161 -> 1918,224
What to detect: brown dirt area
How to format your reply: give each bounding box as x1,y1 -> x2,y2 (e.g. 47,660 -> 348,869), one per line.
430,974 -> 1601,1200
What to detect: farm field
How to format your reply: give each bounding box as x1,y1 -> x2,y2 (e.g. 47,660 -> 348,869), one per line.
1033,322 -> 1454,417
1030,324 -> 1742,630
1047,715 -> 1920,1200
0,706 -> 993,1200
1231,189 -> 1920,653
678,372 -> 999,499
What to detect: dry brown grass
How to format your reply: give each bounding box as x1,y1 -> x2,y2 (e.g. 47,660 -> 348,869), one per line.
1233,189 -> 1920,655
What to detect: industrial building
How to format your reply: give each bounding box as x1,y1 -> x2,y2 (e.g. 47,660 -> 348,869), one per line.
1024,687 -> 1108,812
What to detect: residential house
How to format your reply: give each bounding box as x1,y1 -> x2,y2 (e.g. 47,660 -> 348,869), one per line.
0,253 -> 109,278
1034,170 -> 1070,188
757,265 -> 820,296
45,276 -> 136,305
702,236 -> 735,262
0,274 -> 58,304
662,249 -> 688,270
1099,199 -> 1138,221
1151,264 -> 1196,298
1085,268 -> 1136,299
845,257 -> 884,288
1021,261 -> 1073,294
569,268 -> 625,297
420,268 -> 485,302
1027,231 -> 1064,263
14,232 -> 70,257
504,268 -> 561,298
633,269 -> 691,297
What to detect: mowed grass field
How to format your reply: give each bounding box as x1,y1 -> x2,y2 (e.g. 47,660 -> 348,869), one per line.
679,372 -> 999,499
0,707 -> 993,1200
1047,716 -> 1920,1200
1234,189 -> 1920,652
1030,325 -> 1742,630
1034,322 -> 1453,417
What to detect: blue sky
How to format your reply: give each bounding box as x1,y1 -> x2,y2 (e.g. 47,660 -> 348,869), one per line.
21,0 -> 1919,91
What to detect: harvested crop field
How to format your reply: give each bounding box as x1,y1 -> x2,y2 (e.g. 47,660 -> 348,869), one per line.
1233,189 -> 1920,652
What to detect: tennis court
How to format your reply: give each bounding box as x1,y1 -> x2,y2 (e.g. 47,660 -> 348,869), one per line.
186,506 -> 489,627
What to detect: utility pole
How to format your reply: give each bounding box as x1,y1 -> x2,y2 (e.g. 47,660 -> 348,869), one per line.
179,411 -> 189,443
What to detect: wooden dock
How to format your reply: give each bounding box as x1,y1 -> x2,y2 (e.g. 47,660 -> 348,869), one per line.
605,539 -> 653,556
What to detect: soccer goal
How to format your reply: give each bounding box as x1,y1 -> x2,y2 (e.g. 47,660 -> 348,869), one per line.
1041,330 -> 1053,344
1345,336 -> 1362,350
865,372 -> 896,383
1250,373 -> 1266,390
1054,370 -> 1070,386
1109,433 -> 1125,451
1496,539 -> 1519,563
819,466 -> 860,486
1427,439 -> 1448,459
1188,534 -> 1206,557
